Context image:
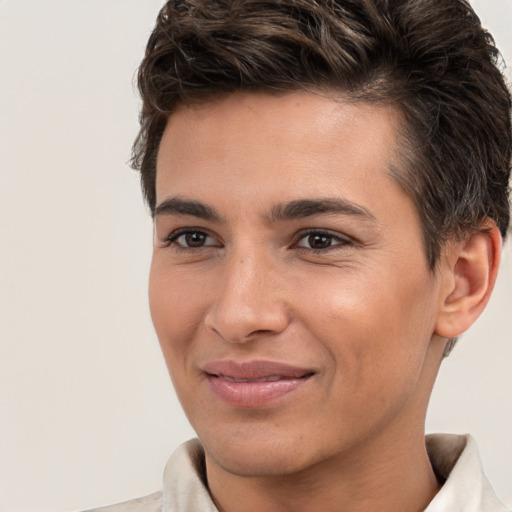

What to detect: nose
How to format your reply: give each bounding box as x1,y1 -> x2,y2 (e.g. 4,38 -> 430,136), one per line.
204,251 -> 290,344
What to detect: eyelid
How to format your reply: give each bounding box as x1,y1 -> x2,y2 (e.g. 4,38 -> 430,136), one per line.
161,227 -> 222,248
293,228 -> 352,250
158,226 -> 353,251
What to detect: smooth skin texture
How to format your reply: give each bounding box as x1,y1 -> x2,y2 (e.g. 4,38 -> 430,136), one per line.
149,92 -> 501,512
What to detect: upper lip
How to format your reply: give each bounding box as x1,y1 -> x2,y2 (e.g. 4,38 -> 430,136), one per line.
202,360 -> 315,380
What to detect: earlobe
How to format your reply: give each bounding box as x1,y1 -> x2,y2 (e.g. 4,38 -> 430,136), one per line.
434,222 -> 502,339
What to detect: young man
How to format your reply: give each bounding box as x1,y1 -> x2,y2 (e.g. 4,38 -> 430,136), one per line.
91,0 -> 510,510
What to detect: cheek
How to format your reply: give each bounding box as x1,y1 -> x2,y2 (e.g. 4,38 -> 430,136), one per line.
148,259 -> 207,370
300,265 -> 437,392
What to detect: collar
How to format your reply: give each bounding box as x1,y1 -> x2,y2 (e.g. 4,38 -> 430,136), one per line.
424,433 -> 508,512
161,434 -> 508,512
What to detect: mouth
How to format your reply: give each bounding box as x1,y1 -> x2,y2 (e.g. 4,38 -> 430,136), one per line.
202,360 -> 315,408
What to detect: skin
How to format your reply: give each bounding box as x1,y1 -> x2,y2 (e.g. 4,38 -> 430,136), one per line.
149,91 -> 500,512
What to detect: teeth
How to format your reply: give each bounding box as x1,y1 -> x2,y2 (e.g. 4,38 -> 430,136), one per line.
222,375 -> 282,383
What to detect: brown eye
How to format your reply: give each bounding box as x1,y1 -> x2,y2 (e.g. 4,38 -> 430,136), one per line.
296,230 -> 350,251
183,232 -> 208,247
307,233 -> 333,249
168,230 -> 219,248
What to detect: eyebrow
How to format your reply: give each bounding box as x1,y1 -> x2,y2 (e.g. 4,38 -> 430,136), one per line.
268,198 -> 376,223
154,197 -> 223,221
154,196 -> 376,224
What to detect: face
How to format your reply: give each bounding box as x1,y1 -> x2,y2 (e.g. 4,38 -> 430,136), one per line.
150,92 -> 445,477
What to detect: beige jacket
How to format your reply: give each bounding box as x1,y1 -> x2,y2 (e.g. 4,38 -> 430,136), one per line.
86,434 -> 509,512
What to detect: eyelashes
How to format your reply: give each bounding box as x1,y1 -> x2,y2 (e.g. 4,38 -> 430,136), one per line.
295,229 -> 351,251
164,229 -> 220,249
162,227 -> 352,253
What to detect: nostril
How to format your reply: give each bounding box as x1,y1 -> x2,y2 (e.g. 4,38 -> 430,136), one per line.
247,329 -> 275,337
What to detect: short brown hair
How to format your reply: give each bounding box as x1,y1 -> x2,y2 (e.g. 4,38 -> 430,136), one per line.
132,0 -> 511,269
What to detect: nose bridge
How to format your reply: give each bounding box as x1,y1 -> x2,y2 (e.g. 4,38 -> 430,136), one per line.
205,244 -> 288,343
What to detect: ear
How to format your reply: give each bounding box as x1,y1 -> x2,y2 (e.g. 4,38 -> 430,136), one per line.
435,222 -> 502,339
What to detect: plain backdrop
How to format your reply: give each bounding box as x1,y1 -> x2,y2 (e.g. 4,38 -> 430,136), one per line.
0,1 -> 510,511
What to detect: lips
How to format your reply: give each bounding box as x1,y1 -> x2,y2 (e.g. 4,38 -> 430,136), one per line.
202,360 -> 315,408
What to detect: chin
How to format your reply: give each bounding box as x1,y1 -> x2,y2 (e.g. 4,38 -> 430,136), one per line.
206,443 -> 309,478
198,423 -> 331,478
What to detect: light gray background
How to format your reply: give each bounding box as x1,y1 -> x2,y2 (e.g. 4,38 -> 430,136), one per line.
0,1 -> 510,511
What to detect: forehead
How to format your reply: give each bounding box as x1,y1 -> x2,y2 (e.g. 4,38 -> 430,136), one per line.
160,91 -> 402,158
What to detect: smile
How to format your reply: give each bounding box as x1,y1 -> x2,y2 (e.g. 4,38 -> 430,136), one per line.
202,360 -> 315,408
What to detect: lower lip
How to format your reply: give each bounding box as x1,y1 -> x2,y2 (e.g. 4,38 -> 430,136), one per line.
206,375 -> 311,408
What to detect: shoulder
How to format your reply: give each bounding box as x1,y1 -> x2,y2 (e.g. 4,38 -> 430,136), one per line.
83,491 -> 162,512
80,439 -> 209,512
